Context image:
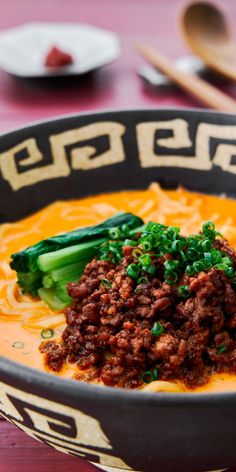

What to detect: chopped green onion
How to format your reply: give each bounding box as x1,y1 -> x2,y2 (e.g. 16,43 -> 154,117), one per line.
135,288 -> 143,295
112,255 -> 122,264
186,248 -> 199,260
165,271 -> 178,284
185,265 -> 196,276
99,240 -> 124,264
202,260 -> 212,270
109,227 -> 121,239
133,219 -> 235,285
193,261 -> 205,272
164,260 -> 180,271
141,240 -> 153,251
180,250 -> 187,262
224,267 -> 235,278
198,239 -> 211,252
101,278 -> 112,289
166,226 -> 180,238
152,367 -> 159,380
211,250 -> 222,265
141,368 -> 159,384
126,263 -> 139,280
142,265 -> 156,276
214,263 -> 226,271
171,240 -> 184,251
100,254 -> 111,261
178,285 -> 191,299
217,344 -> 227,354
149,222 -> 166,234
12,341 -> 25,349
151,322 -> 164,337
137,276 -> 149,285
164,260 -> 180,284
41,329 -> 54,339
221,257 -> 233,265
124,239 -> 137,247
139,254 -> 152,266
132,248 -> 143,259
202,221 -> 215,233
204,252 -> 212,262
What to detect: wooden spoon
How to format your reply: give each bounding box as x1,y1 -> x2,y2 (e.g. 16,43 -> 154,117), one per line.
134,42 -> 236,112
180,1 -> 236,81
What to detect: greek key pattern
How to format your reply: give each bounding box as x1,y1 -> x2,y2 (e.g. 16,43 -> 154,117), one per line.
1,119 -> 236,191
0,122 -> 126,191
0,381 -> 133,470
0,380 -> 231,472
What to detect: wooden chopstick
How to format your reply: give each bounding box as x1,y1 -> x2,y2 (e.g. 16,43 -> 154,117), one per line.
134,41 -> 236,112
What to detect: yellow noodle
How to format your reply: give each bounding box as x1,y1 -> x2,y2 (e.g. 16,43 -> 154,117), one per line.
1,184 -> 236,392
142,380 -> 184,393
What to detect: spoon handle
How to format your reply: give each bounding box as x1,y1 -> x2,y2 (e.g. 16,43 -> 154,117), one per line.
135,42 -> 236,112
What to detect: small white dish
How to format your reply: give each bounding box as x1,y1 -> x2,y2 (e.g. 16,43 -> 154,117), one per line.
0,22 -> 121,77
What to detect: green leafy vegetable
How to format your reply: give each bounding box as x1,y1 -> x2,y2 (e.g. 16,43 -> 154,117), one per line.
10,212 -> 143,310
38,287 -> 70,311
10,212 -> 143,273
38,239 -> 105,272
10,214 -> 234,313
17,271 -> 42,297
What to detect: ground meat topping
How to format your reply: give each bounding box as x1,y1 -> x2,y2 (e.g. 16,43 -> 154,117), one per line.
40,237 -> 236,389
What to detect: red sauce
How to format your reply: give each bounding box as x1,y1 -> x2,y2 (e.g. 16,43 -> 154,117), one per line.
45,46 -> 73,68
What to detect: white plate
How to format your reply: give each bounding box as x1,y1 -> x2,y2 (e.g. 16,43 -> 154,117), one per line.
0,22 -> 121,77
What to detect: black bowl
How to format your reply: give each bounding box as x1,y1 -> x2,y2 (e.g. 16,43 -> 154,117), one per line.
0,108 -> 236,472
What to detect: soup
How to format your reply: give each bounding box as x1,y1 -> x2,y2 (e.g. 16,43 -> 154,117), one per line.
1,183 -> 236,393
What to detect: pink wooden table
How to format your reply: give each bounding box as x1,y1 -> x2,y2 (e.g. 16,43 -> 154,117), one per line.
1,0 -> 236,471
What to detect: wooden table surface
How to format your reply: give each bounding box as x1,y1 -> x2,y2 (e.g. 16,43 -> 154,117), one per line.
1,0 -> 236,471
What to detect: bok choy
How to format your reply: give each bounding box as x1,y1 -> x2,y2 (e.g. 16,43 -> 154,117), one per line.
10,212 -> 143,310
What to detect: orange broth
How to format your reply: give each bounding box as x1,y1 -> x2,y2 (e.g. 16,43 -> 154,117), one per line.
1,185 -> 236,392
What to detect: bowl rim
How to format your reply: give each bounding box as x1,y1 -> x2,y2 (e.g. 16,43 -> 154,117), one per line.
2,104 -> 236,136
2,355 -> 236,404
1,106 -> 236,404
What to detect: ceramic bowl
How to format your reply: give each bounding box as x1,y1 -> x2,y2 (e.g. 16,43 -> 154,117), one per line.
1,109 -> 236,472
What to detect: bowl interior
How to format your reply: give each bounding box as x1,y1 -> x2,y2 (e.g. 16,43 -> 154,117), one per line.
1,108 -> 236,472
